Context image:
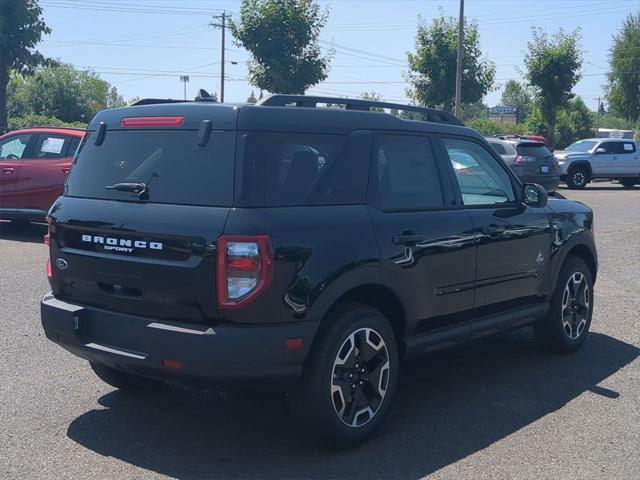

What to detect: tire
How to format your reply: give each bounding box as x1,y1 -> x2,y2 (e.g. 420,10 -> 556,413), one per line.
620,178 -> 638,188
291,303 -> 399,448
90,362 -> 163,392
566,166 -> 589,190
534,256 -> 594,353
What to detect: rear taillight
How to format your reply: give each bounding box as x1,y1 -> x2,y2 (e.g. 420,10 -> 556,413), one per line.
216,235 -> 273,309
515,155 -> 537,164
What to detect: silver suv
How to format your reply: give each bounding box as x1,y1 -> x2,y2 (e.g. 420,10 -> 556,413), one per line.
485,137 -> 560,192
556,138 -> 640,189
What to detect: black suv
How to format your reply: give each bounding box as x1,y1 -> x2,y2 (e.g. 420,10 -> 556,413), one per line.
41,95 -> 597,447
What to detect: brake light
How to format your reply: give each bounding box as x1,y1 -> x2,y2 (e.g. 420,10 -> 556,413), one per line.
515,155 -> 537,164
45,216 -> 53,282
46,259 -> 52,280
216,235 -> 273,309
120,116 -> 184,127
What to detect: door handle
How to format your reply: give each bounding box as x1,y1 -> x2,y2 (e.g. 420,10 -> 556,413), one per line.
61,167 -> 70,174
482,224 -> 506,236
2,167 -> 15,174
392,233 -> 425,245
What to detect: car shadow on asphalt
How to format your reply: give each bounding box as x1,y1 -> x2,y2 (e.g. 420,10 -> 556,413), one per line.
65,330 -> 639,479
559,185 -> 638,191
0,221 -> 47,244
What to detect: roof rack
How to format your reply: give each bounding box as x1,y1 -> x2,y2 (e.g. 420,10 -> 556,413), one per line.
257,94 -> 464,127
24,125 -> 86,132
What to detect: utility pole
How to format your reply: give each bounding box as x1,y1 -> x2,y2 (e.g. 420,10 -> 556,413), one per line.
179,75 -> 189,101
454,0 -> 464,119
211,12 -> 229,102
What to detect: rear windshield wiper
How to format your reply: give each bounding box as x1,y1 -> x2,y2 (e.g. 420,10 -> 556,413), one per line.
104,182 -> 147,193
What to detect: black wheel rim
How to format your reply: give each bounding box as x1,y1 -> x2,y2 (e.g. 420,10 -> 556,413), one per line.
331,327 -> 390,428
561,272 -> 590,339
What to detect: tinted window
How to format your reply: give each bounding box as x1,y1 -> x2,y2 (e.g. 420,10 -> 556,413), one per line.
30,134 -> 71,160
67,136 -> 82,157
489,142 -> 507,155
516,143 -> 553,158
67,130 -> 234,206
612,142 -> 636,154
600,142 -> 621,154
369,135 -> 444,210
0,134 -> 32,160
237,131 -> 370,207
443,138 -> 515,206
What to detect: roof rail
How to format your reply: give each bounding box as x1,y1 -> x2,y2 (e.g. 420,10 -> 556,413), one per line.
257,94 -> 464,126
23,125 -> 86,132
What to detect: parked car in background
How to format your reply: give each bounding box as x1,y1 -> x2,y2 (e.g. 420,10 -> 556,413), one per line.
555,138 -> 640,189
0,127 -> 85,223
485,136 -> 560,192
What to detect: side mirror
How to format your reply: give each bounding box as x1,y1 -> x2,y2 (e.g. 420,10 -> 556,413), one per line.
523,183 -> 548,208
595,147 -> 606,154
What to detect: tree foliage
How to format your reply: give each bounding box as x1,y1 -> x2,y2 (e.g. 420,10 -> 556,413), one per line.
500,80 -> 533,123
231,0 -> 331,94
0,0 -> 52,133
405,14 -> 495,111
524,28 -> 582,148
8,64 -> 124,123
606,12 -> 640,124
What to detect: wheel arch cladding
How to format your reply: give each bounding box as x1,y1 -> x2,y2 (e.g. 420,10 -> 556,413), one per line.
317,284 -> 406,352
567,244 -> 597,283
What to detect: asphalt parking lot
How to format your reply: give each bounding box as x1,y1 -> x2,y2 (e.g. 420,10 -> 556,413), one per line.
1,182 -> 639,480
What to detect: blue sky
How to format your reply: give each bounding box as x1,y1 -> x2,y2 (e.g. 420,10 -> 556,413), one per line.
37,0 -> 639,110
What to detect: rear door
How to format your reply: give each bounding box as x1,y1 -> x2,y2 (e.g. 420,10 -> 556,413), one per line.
49,119 -> 236,324
0,133 -> 35,212
13,133 -> 75,214
609,141 -> 640,175
368,133 -> 475,336
438,136 -> 551,310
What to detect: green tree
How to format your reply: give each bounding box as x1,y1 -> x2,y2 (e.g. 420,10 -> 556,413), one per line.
405,14 -> 495,111
461,101 -> 488,121
500,80 -> 533,123
0,0 -> 52,133
246,90 -> 258,104
524,28 -> 582,149
606,12 -> 640,125
8,64 -> 123,123
359,91 -> 385,111
230,0 -> 331,94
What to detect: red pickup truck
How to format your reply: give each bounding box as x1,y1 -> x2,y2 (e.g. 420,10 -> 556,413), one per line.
0,127 -> 85,223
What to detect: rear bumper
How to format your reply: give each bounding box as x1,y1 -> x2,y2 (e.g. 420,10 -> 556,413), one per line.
41,293 -> 318,385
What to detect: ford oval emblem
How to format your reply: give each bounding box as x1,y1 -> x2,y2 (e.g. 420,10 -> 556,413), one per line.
55,258 -> 68,270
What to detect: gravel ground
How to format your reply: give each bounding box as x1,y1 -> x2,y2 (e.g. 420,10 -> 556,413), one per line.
1,182 -> 639,480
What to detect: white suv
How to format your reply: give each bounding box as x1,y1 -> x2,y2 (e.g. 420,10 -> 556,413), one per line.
556,138 -> 640,189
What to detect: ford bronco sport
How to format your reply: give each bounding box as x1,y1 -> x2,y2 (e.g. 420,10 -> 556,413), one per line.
41,94 -> 597,447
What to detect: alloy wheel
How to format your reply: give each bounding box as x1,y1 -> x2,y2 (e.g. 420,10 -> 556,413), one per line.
561,272 -> 590,340
572,171 -> 586,188
330,327 -> 390,428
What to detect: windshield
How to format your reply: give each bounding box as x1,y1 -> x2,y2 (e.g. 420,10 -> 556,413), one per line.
567,140 -> 598,152
66,130 -> 234,206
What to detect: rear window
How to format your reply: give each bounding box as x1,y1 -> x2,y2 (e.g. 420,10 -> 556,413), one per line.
236,131 -> 371,207
489,142 -> 507,155
516,143 -> 553,158
66,130 -> 234,206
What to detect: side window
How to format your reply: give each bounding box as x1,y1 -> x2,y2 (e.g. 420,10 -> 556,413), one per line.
237,132 -> 369,207
0,134 -> 32,160
30,134 -> 70,160
369,134 -> 444,210
489,142 -> 507,155
599,142 -> 616,154
67,136 -> 82,157
442,137 -> 516,206
620,142 -> 636,154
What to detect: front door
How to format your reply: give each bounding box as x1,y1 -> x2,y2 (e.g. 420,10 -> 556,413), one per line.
0,133 -> 35,214
368,133 -> 476,335
13,133 -> 74,214
439,136 -> 552,310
